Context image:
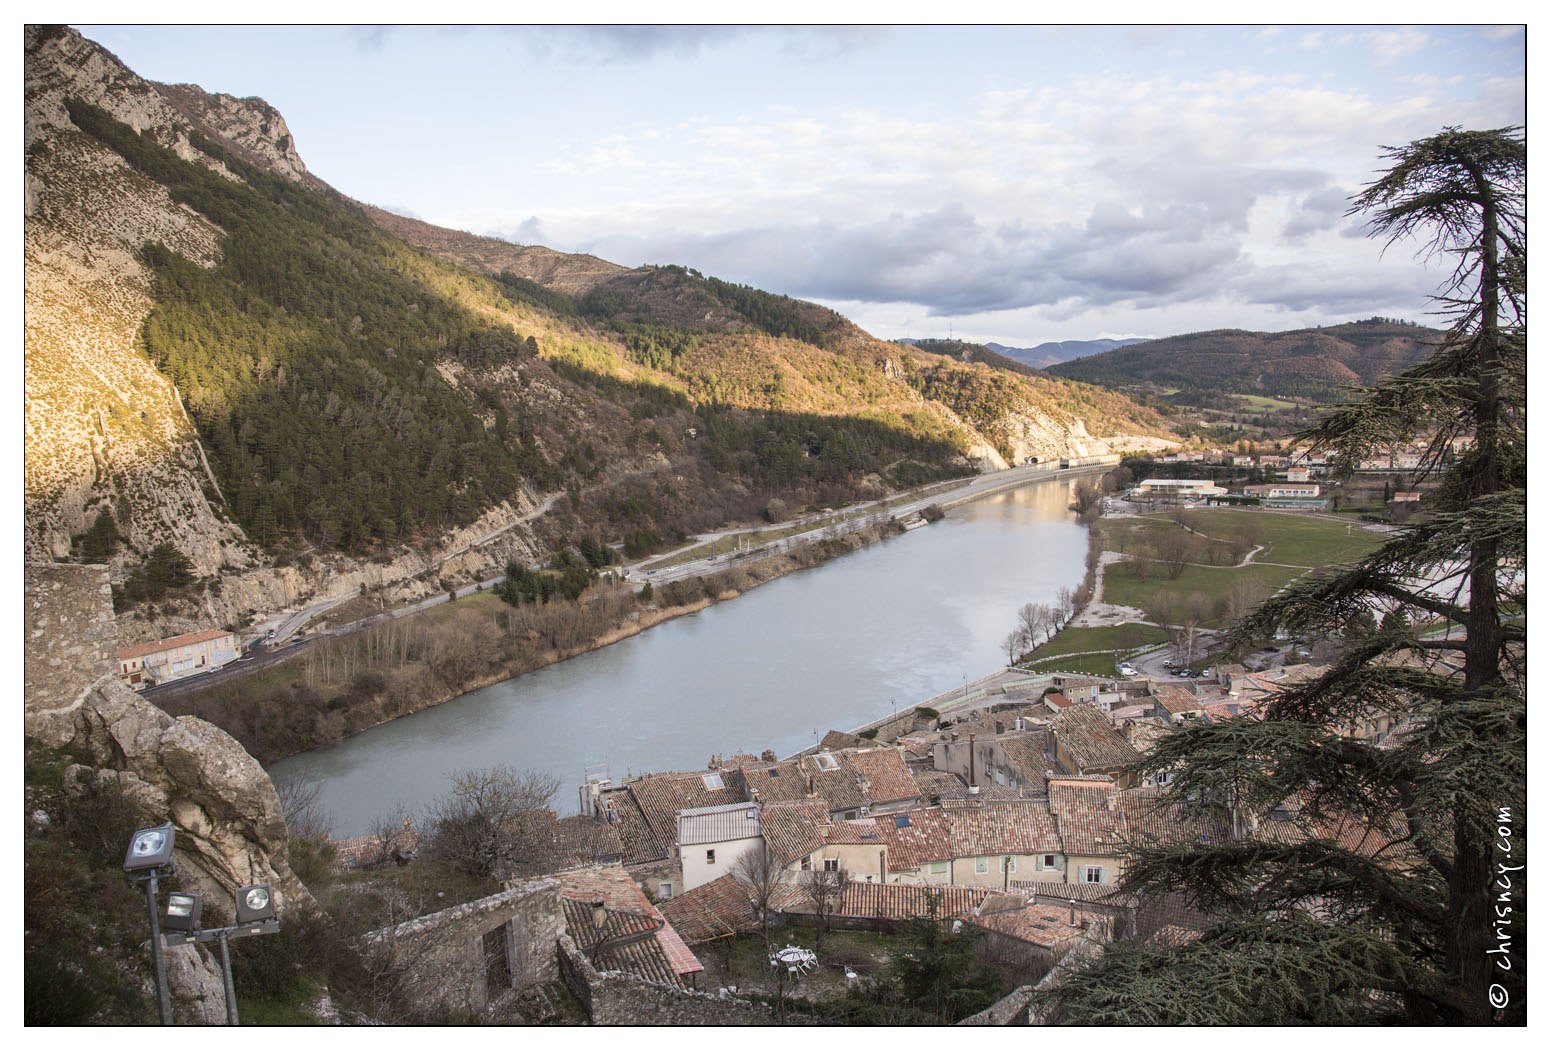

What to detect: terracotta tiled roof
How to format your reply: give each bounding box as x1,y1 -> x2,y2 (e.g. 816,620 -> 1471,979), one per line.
730,760 -> 811,805
594,788 -> 662,866
1145,924 -> 1204,948
620,770 -> 748,862
1118,786 -> 1231,851
910,768 -> 968,802
557,865 -> 701,983
826,882 -> 989,921
894,732 -> 946,760
973,898 -> 1110,949
1048,780 -> 1122,856
1010,879 -> 1132,907
872,806 -> 952,871
657,874 -> 760,943
1052,704 -> 1140,773
560,897 -> 683,986
1124,718 -> 1173,752
117,628 -> 235,661
551,815 -> 625,870
759,800 -> 830,869
844,747 -> 920,807
1152,685 -> 1202,716
333,823 -> 419,869
820,730 -> 870,751
826,818 -> 884,845
1045,693 -> 1073,710
946,799 -> 1062,857
994,731 -> 1055,785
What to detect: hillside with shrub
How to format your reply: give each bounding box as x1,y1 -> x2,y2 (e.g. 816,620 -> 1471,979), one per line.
1047,319 -> 1440,402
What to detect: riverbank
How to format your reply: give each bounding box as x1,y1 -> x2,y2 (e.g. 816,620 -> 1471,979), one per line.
159,518 -> 913,765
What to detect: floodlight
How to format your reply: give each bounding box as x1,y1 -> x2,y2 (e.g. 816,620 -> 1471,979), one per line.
123,823 -> 176,872
163,891 -> 202,933
235,883 -> 276,924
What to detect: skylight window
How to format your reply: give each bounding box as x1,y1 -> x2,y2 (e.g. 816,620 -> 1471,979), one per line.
702,773 -> 724,790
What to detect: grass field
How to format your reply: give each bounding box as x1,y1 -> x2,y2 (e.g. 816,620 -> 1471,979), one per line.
1189,508 -> 1387,566
1031,653 -> 1133,676
1231,394 -> 1301,411
1026,623 -> 1170,660
1101,508 -> 1387,568
1101,562 -> 1305,626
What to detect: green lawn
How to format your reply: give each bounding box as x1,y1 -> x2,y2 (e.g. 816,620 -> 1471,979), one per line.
1102,508 -> 1387,569
1231,394 -> 1301,411
1187,508 -> 1386,566
1026,623 -> 1170,660
1102,562 -> 1304,625
1031,653 -> 1133,676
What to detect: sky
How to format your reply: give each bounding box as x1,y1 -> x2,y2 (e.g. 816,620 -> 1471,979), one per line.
74,21 -> 1527,347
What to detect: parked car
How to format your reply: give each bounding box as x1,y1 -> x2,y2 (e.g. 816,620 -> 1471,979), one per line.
1117,663 -> 1137,677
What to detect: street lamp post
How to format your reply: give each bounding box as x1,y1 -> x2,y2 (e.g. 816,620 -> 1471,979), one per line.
124,823 -> 177,1024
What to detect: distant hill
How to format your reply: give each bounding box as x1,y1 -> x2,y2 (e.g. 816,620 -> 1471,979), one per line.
985,338 -> 1150,369
1046,320 -> 1441,401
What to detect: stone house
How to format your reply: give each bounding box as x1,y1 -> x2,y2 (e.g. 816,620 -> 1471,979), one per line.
1050,704 -> 1141,786
116,628 -> 240,689
555,865 -> 703,990
364,877 -> 562,1021
933,729 -> 1052,794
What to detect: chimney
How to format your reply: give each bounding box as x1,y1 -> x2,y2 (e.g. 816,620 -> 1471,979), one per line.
968,733 -> 976,786
591,900 -> 607,930
1069,900 -> 1078,927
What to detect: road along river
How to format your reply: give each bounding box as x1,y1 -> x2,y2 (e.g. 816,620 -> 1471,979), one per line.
270,474 -> 1089,835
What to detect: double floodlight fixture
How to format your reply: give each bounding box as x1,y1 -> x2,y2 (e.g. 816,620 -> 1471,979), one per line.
123,822 -> 176,872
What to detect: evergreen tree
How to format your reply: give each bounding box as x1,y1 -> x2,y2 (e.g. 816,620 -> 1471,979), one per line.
1033,128 -> 1525,1025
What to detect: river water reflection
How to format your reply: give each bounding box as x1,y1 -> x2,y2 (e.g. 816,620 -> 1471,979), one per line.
270,476 -> 1087,835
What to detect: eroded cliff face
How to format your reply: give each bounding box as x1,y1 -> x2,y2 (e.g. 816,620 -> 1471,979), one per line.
24,26 -> 266,574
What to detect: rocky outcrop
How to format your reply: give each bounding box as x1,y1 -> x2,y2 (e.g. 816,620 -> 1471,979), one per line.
26,554 -> 314,1020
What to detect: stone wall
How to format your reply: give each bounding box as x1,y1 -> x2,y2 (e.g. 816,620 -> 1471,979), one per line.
557,933 -> 771,1025
24,561 -> 118,737
369,878 -> 563,1020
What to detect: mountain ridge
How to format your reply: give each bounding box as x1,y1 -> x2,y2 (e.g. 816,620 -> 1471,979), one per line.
25,24 -> 1174,647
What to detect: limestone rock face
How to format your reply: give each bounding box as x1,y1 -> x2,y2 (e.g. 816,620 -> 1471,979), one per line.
24,25 -> 257,573
163,941 -> 230,1025
59,679 -> 310,915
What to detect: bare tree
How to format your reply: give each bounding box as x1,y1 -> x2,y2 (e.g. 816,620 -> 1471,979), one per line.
1154,528 -> 1195,581
1017,602 -> 1041,644
421,766 -> 562,881
277,774 -> 333,842
1226,576 -> 1272,626
1002,629 -> 1027,666
732,842 -> 781,949
806,864 -> 849,946
1055,586 -> 1076,625
361,808 -> 417,868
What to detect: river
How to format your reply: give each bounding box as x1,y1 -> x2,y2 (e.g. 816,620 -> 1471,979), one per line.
270,475 -> 1088,836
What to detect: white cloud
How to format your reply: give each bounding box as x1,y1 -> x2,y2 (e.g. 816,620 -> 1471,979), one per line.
1363,27 -> 1434,64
